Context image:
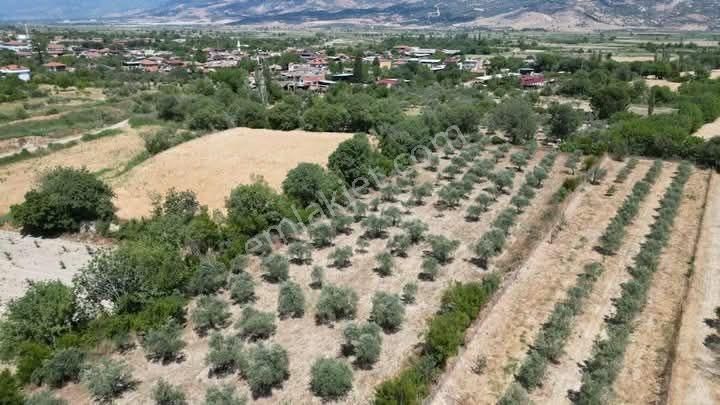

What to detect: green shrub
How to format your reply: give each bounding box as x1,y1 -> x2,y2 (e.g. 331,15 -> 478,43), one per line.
10,167 -> 115,236
16,342 -> 51,384
310,358 -> 353,400
419,256 -> 441,281
33,347 -> 85,388
387,234 -> 411,257
362,214 -> 391,239
402,283 -> 418,304
191,296 -> 231,335
0,370 -> 24,405
261,254 -> 289,283
82,358 -> 134,403
309,222 -> 336,248
244,344 -> 290,397
401,219 -> 428,244
235,307 -> 276,341
343,322 -> 382,368
310,266 -> 324,289
370,292 -> 405,333
205,333 -> 246,377
204,384 -> 247,405
329,246 -> 353,269
229,272 -> 255,305
152,379 -> 187,405
288,242 -> 312,265
427,235 -> 460,264
142,320 -> 185,363
498,382 -> 531,405
375,251 -> 394,277
188,256 -> 228,295
315,285 -> 358,324
374,365 -> 429,405
277,281 -> 305,319
25,390 -> 68,405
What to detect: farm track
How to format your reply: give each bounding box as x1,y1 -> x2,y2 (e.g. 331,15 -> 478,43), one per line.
431,157 -> 640,405
665,172 -> 720,405
612,169 -> 710,404
529,161 -> 678,404
57,146 -> 555,404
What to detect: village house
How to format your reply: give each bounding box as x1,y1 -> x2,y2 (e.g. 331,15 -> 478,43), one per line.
43,61 -> 67,72
0,64 -> 31,81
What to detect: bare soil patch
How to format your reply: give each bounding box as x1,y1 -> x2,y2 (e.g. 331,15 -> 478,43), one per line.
111,128 -> 353,219
530,161 -> 677,404
645,79 -> 682,92
710,69 -> 720,80
612,169 -> 709,404
0,128 -> 144,215
692,116 -> 720,140
0,230 -> 97,312
666,172 -> 720,405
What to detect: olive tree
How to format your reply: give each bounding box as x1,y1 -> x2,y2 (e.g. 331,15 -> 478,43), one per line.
309,222 -> 336,248
401,219 -> 428,244
310,266 -> 324,289
343,322 -> 382,368
229,272 -> 255,305
192,295 -> 231,335
205,385 -> 247,405
277,281 -> 305,318
261,254 -> 289,283
427,235 -> 460,264
374,251 -> 394,277
387,233 -> 411,257
369,292 -> 405,333
402,283 -> 418,304
310,358 -> 353,400
244,344 -> 289,397
33,348 -> 85,388
82,359 -> 134,403
419,256 -> 441,281
205,333 -> 246,377
315,285 -> 358,324
362,214 -> 391,239
142,320 -> 186,363
288,242 -> 312,265
152,379 -> 186,405
235,307 -> 276,341
329,246 -> 353,269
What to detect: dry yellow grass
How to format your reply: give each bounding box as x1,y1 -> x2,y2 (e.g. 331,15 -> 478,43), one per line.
0,129 -> 144,215
645,78 -> 682,92
112,127 -> 353,219
693,117 -> 720,140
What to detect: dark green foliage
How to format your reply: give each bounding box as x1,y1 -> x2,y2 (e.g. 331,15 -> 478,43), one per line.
591,84 -> 631,119
370,292 -> 405,333
489,98 -> 538,144
205,333 -> 246,377
205,384 -> 247,405
188,256 -> 228,295
235,307 -> 276,341
16,342 -> 51,384
152,379 -> 186,405
229,272 -> 255,305
141,320 -> 185,363
277,281 -> 305,319
375,251 -> 394,277
343,322 -> 382,368
191,296 -> 231,335
226,180 -> 290,238
328,134 -> 374,186
0,280 -> 77,358
261,254 -> 289,283
10,167 -> 115,236
310,358 -> 353,400
32,347 -> 85,388
315,285 -> 358,325
547,103 -> 583,140
82,359 -> 134,403
282,163 -> 343,208
244,344 -> 290,398
0,370 -> 24,405
426,235 -> 460,265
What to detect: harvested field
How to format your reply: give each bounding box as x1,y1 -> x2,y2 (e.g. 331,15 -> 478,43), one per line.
612,169 -> 710,404
0,230 -> 97,312
431,158 -> 656,404
692,116 -> 720,140
528,161 -> 678,404
54,144 -> 563,404
0,127 -> 144,215
111,127 -> 353,219
666,173 -> 720,405
612,55 -> 655,63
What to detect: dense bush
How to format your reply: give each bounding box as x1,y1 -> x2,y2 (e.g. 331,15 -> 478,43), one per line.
205,333 -> 246,376
489,98 -> 538,144
10,167 -> 115,235
82,359 -> 135,403
261,254 -> 290,283
277,281 -> 305,319
310,358 -> 354,400
244,344 -> 290,397
282,162 -> 344,208
309,222 -> 336,248
235,307 -> 276,341
191,296 -> 231,335
187,256 -> 228,295
32,347 -> 85,388
315,285 -> 358,324
401,219 -> 429,244
343,322 -> 383,368
427,235 -> 460,264
229,272 -> 255,305
152,379 -> 187,405
205,384 -> 247,405
370,292 -> 405,333
0,370 -> 23,405
142,320 -> 185,363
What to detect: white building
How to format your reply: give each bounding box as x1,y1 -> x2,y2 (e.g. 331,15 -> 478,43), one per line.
0,65 -> 31,81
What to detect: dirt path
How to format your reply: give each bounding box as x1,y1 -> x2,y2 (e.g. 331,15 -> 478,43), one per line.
612,169 -> 710,404
431,158 -> 640,404
692,116 -> 720,141
530,161 -> 677,404
666,172 -> 720,405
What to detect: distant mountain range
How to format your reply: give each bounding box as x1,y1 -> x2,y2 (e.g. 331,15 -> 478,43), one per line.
1,0 -> 718,30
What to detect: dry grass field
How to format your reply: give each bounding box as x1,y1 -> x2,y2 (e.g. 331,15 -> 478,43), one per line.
0,127 -> 145,215
692,117 -> 720,140
111,127 -> 353,219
